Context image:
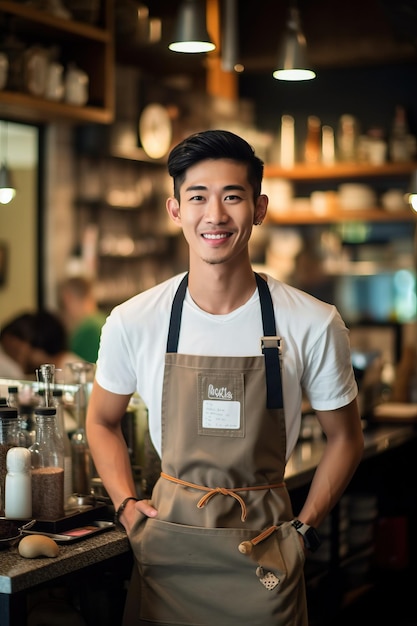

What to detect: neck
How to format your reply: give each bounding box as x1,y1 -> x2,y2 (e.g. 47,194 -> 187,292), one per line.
187,259 -> 257,315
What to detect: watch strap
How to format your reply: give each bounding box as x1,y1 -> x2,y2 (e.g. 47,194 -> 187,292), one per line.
291,518 -> 321,552
115,496 -> 140,523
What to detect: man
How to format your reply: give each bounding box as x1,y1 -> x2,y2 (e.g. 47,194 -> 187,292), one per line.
58,275 -> 106,363
86,130 -> 364,626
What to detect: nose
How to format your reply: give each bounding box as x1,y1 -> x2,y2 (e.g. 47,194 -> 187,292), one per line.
205,196 -> 228,224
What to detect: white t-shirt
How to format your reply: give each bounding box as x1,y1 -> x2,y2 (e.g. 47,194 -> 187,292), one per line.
96,273 -> 358,460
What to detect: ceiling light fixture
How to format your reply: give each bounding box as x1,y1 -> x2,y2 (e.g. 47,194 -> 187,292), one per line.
0,121 -> 16,205
273,4 -> 315,81
169,0 -> 216,54
221,0 -> 243,72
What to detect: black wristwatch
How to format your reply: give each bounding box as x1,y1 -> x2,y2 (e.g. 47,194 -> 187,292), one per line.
291,519 -> 322,552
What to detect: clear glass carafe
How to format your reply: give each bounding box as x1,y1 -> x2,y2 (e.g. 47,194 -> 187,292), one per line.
30,406 -> 65,520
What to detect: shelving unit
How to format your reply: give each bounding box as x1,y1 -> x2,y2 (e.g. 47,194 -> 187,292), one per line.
264,162 -> 417,181
73,145 -> 186,309
0,0 -> 114,124
263,161 -> 417,224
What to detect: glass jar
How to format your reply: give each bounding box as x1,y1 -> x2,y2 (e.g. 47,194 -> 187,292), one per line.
0,407 -> 20,516
53,389 -> 73,505
30,406 -> 65,520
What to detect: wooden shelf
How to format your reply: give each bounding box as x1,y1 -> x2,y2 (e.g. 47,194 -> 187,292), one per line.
264,162 -> 417,180
0,89 -> 113,124
263,161 -> 417,224
266,208 -> 416,225
0,1 -> 111,40
0,0 -> 114,124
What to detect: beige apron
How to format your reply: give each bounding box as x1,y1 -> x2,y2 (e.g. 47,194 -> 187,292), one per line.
124,273 -> 308,626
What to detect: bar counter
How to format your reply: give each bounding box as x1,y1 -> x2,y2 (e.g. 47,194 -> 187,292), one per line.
0,422 -> 415,626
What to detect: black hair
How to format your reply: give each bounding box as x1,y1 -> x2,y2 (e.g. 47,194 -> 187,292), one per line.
0,312 -> 36,343
31,311 -> 69,356
167,129 -> 264,202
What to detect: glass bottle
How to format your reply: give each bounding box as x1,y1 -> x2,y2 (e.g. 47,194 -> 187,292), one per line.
53,388 -> 73,505
337,114 -> 359,162
19,403 -> 36,447
67,362 -> 94,495
0,407 -> 20,517
30,406 -> 65,520
304,115 -> 321,164
389,105 -> 410,162
71,428 -> 91,496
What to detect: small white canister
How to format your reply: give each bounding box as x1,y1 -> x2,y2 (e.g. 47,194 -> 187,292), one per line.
5,447 -> 32,519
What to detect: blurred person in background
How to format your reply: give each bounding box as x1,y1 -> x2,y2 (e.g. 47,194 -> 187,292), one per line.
58,275 -> 106,364
0,341 -> 24,378
0,312 -> 35,376
28,310 -> 81,374
0,310 -> 81,377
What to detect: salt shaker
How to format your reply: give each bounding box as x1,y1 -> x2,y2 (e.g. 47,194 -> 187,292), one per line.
5,447 -> 32,519
0,406 -> 20,517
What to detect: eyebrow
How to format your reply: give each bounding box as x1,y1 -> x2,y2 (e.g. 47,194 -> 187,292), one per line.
184,184 -> 247,192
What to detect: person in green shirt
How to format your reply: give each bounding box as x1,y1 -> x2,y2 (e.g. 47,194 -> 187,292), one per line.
58,276 -> 106,364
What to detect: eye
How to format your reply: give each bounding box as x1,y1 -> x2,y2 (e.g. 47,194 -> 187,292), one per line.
188,194 -> 205,202
224,194 -> 242,202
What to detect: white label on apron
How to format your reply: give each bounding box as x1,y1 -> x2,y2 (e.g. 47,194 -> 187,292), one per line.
202,400 -> 241,429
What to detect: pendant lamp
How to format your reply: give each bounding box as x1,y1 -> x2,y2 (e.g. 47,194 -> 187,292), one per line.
169,0 -> 215,53
273,4 -> 315,81
0,122 -> 16,205
221,0 -> 243,72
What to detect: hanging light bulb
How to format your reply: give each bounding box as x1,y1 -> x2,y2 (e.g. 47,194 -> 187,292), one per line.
407,169 -> 417,212
0,163 -> 16,204
169,0 -> 215,53
0,121 -> 16,204
273,4 -> 315,81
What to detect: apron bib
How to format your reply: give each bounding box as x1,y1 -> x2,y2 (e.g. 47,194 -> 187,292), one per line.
124,274 -> 308,626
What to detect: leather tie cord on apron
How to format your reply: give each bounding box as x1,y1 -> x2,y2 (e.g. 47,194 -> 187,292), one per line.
160,471 -> 285,522
166,272 -> 284,410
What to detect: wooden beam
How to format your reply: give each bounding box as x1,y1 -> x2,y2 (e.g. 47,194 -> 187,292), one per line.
206,0 -> 238,101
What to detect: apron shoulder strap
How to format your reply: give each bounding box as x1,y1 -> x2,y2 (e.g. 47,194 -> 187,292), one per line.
166,273 -> 188,353
255,273 -> 284,410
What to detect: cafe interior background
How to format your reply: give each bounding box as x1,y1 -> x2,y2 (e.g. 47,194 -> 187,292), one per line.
0,2 -> 416,625
1,0 -> 417,394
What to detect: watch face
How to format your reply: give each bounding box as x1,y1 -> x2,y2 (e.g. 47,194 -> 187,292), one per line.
139,103 -> 173,159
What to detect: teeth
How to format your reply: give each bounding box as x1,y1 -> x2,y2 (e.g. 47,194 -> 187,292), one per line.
203,233 -> 228,239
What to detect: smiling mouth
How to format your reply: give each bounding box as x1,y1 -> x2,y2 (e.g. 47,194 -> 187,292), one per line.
202,233 -> 231,240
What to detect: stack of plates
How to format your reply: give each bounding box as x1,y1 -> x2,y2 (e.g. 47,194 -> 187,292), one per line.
338,183 -> 376,210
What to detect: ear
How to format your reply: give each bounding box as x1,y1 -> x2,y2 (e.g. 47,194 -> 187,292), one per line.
253,194 -> 268,225
166,197 -> 181,224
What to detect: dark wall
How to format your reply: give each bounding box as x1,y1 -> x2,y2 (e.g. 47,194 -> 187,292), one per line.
239,62 -> 417,159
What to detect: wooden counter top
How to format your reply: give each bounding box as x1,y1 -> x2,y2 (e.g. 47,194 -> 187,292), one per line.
0,525 -> 129,595
285,423 -> 416,490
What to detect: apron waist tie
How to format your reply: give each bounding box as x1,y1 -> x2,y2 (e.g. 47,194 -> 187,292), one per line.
160,472 -> 285,522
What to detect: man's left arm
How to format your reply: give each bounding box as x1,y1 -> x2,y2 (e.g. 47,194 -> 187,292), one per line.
295,398 -> 364,529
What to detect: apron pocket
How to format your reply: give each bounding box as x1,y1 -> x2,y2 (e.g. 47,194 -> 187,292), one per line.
130,518 -> 306,626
